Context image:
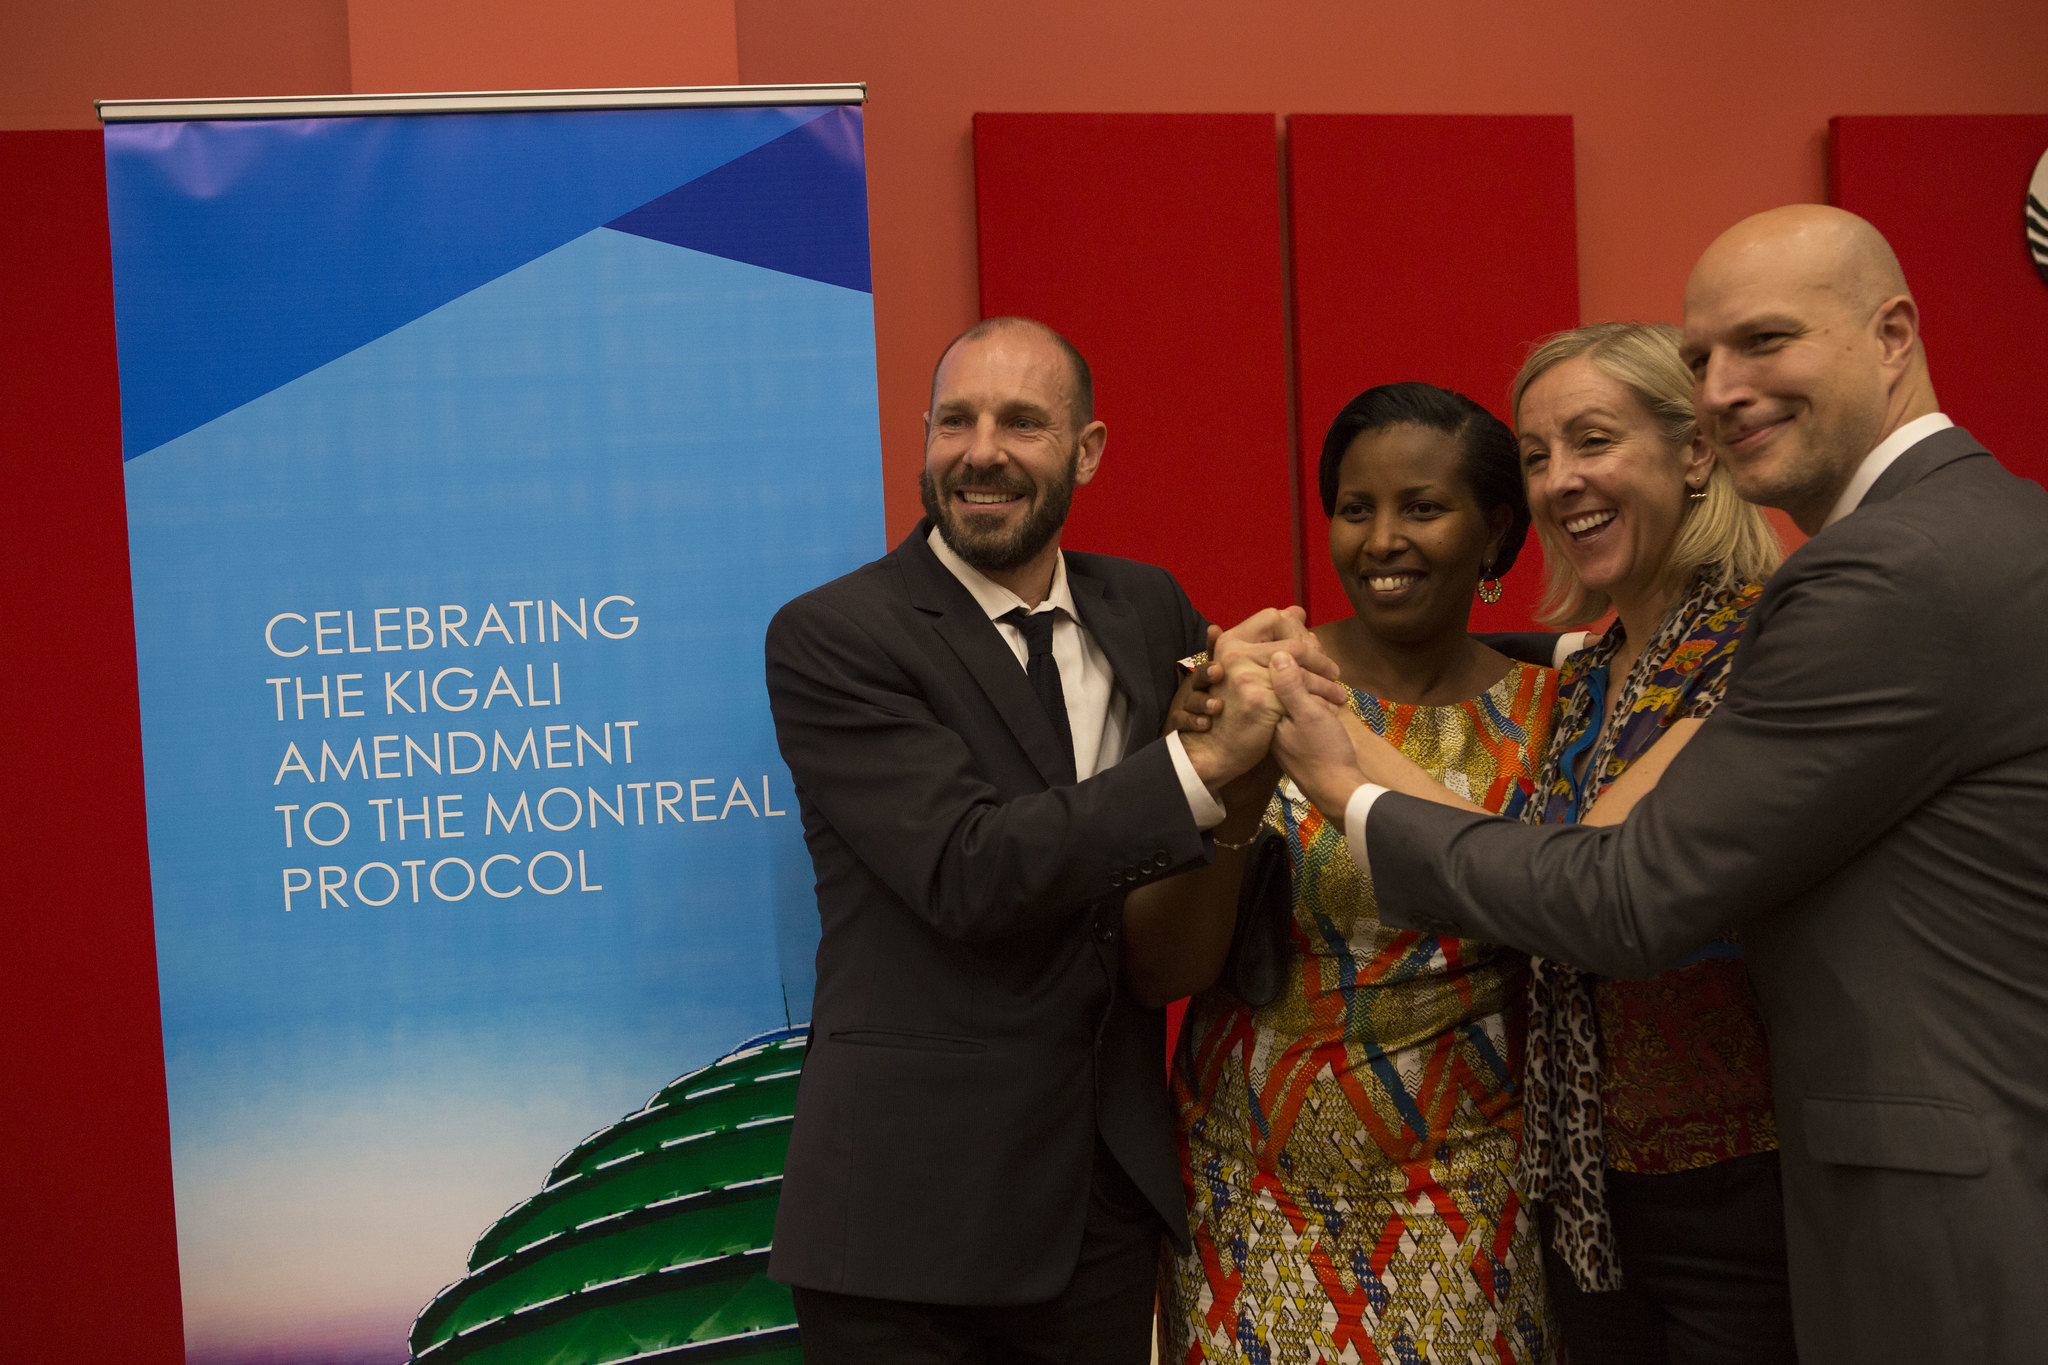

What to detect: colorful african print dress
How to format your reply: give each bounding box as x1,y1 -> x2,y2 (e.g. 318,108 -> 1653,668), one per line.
1164,661 -> 1559,1365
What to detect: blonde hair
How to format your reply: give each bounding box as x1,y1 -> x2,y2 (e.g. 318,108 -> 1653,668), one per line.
1510,321 -> 1783,628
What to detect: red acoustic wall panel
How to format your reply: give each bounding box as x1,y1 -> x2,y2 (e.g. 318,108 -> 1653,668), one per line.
1289,115 -> 1580,631
974,113 -> 1296,628
1831,116 -> 2048,490
0,131 -> 184,1361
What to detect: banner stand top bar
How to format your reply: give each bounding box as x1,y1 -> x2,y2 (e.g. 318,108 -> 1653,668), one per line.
97,83 -> 866,123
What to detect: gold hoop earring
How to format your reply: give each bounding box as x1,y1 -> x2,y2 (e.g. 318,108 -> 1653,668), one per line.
1477,576 -> 1504,604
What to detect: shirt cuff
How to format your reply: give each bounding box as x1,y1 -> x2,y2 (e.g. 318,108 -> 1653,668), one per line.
1342,782 -> 1391,878
1165,731 -> 1227,830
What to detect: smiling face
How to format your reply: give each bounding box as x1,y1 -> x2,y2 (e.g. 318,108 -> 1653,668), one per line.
919,325 -> 1105,583
1517,355 -> 1710,619
1679,221 -> 1901,531
1328,422 -> 1509,646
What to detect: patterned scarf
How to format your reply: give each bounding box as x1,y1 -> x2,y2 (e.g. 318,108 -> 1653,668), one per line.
1514,571 -> 1761,1292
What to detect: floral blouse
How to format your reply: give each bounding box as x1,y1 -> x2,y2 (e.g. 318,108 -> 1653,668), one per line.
1516,574 -> 1778,1292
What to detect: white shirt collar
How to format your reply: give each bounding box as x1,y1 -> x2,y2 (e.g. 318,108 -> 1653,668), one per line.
927,526 -> 1076,623
1822,412 -> 1954,529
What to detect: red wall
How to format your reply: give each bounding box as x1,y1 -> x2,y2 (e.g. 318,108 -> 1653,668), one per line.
0,0 -> 737,131
9,2 -> 2047,539
348,0 -> 737,92
1,1 -> 351,125
974,113 -> 1583,630
0,129 -> 185,1363
2,4 -> 2046,1361
733,0 -> 2048,542
975,113 -> 1297,627
1832,115 -> 2048,486
1287,115 -> 1579,630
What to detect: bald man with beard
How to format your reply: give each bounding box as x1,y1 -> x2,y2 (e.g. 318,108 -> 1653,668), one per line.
1263,206 -> 2048,1362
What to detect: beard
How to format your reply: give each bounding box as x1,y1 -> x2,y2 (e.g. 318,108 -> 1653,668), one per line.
920,446 -> 1079,575
1716,402 -> 1884,529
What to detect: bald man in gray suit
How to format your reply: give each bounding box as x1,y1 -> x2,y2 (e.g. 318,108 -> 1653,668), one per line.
1262,206 -> 2048,1364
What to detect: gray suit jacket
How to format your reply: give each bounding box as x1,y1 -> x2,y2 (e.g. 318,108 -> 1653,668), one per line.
1369,428 -> 2048,1363
763,523 -> 1209,1305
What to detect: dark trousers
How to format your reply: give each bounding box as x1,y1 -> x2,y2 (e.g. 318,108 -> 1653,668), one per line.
791,1138 -> 1162,1365
1542,1150 -> 1797,1365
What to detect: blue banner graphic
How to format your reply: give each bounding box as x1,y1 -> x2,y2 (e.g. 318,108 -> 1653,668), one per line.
105,100 -> 880,1365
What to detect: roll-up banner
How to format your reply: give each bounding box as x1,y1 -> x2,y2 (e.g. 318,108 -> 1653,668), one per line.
99,85 -> 880,1365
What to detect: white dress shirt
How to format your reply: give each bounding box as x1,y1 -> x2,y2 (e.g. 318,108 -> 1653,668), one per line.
1552,630 -> 1595,670
1821,412 -> 1952,529
928,529 -> 1225,827
1336,412 -> 1956,875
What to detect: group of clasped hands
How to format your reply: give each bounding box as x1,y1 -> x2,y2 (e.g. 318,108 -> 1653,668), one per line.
1173,607 -> 1372,821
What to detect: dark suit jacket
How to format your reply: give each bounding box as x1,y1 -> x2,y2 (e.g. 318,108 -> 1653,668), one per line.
1367,429 -> 2048,1363
763,522 -> 1210,1306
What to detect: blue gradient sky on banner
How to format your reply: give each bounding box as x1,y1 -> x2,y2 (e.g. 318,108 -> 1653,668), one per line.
104,105 -> 837,458
111,106 -> 880,1363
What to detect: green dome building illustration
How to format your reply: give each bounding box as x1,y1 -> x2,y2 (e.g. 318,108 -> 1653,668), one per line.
409,1026 -> 807,1363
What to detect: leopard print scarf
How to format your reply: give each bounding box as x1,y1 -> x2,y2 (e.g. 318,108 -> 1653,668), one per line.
1514,572 -> 1743,1293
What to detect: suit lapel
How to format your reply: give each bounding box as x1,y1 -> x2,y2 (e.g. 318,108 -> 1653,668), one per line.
1859,425 -> 1988,509
1733,427 -> 1991,685
1069,566 -> 1157,759
897,525 -> 1075,788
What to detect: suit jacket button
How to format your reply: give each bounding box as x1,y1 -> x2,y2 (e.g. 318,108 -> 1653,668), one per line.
1096,918 -> 1116,942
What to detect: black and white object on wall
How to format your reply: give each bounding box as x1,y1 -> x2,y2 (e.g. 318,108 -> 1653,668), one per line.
2030,145 -> 2048,287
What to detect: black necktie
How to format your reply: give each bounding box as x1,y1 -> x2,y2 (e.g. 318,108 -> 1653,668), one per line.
1001,607 -> 1076,784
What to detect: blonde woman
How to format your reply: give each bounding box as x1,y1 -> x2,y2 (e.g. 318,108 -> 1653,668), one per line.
1509,322 -> 1793,1364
